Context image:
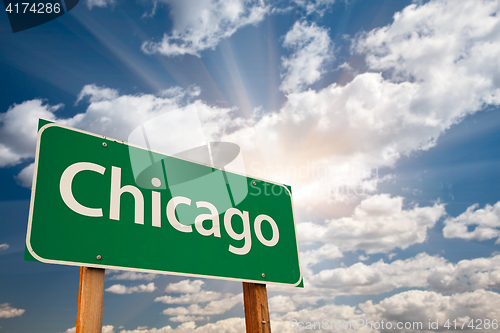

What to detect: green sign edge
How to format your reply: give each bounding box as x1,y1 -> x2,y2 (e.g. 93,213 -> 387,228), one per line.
25,121 -> 304,287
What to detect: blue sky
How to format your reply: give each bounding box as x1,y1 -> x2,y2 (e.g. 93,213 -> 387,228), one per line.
2,0 -> 500,332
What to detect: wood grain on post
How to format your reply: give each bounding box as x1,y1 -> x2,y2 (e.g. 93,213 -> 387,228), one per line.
76,267 -> 105,333
243,282 -> 271,333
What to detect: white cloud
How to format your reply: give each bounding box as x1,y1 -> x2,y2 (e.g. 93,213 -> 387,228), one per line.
427,255 -> 500,293
280,21 -> 333,93
161,293 -> 242,317
223,0 -> 500,207
271,252 -> 500,307
169,315 -> 208,323
299,244 -> 343,278
142,1 -> 158,19
291,253 -> 500,301
85,0 -> 114,10
298,194 -> 445,254
0,99 -> 60,167
109,272 -> 158,281
271,302 -> 368,333
353,0 -> 500,140
3,2 -> 500,300
361,289 -> 500,333
15,162 -> 34,188
159,85 -> 201,99
0,244 -> 9,251
117,322 -> 195,333
0,303 -> 25,318
7,0 -> 500,208
271,289 -> 500,333
292,0 -> 336,16
3,0 -> 500,207
76,84 -> 119,104
157,279 -> 230,319
1,0 -> 497,330
443,201 -> 500,242
105,282 -> 156,294
356,0 -> 500,95
269,295 -> 296,313
119,318 -> 245,333
0,87 -> 168,168
0,84 -> 232,186
189,318 -> 245,333
63,325 -> 114,333
63,84 -> 196,142
308,252 -> 445,296
165,280 -> 205,294
141,0 -> 268,57
155,291 -> 222,304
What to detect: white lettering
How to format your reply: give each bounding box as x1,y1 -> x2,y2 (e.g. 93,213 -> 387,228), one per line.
254,215 -> 279,247
60,163 -> 283,255
195,201 -> 221,237
224,208 -> 251,255
152,191 -> 161,227
166,196 -> 192,232
110,166 -> 144,225
60,162 -> 105,217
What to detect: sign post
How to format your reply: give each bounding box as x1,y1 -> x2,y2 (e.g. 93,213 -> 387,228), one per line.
76,267 -> 105,333
243,282 -> 271,333
26,121 -> 302,332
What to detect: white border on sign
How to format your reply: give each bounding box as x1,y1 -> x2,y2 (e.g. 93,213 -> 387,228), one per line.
26,122 -> 304,287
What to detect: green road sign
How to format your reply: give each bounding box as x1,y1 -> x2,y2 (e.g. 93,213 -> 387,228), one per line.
26,121 -> 302,286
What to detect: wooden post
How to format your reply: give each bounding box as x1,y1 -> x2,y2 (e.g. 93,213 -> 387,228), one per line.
243,282 -> 271,333
76,267 -> 105,333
